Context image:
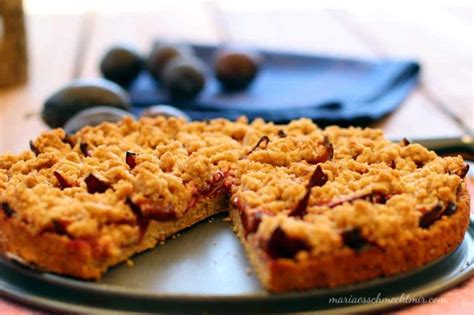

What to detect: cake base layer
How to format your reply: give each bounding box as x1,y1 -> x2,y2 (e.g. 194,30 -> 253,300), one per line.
0,184 -> 469,288
229,184 -> 471,292
0,194 -> 228,279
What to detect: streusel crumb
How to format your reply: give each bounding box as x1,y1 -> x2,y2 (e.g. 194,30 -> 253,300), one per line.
0,116 -> 468,280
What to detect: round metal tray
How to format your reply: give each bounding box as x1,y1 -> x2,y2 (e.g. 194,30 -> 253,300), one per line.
1,214 -> 473,314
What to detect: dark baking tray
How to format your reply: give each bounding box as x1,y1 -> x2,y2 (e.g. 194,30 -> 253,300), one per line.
128,44 -> 420,125
0,214 -> 473,314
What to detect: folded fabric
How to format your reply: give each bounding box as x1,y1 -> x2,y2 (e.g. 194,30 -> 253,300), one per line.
129,44 -> 420,125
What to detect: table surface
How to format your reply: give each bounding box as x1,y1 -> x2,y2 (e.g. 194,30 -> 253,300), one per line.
0,4 -> 472,314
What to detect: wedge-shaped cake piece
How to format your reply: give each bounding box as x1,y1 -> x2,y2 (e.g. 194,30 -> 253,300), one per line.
0,117 -> 470,292
0,117 -> 240,279
229,126 -> 470,291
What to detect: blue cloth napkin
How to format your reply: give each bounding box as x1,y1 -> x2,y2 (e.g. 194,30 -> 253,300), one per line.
129,44 -> 420,126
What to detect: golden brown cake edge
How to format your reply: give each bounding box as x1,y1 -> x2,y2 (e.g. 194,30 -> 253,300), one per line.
230,183 -> 470,292
0,195 -> 227,279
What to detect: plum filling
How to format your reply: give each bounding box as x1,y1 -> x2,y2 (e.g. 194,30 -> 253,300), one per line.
240,210 -> 263,237
366,191 -> 389,204
443,202 -> 457,216
266,227 -> 310,259
126,197 -> 178,241
419,201 -> 457,229
326,190 -> 389,208
308,137 -> 334,164
29,141 -> 40,156
53,171 -> 74,190
80,143 -> 91,157
247,136 -> 270,155
200,171 -> 230,196
62,134 -> 75,147
289,165 -> 328,217
1,202 -> 15,218
415,160 -> 425,168
419,204 -> 444,229
277,130 -> 287,138
85,174 -> 110,194
140,203 -> 178,221
458,163 -> 469,179
126,151 -> 137,170
388,160 -> 396,169
341,228 -> 367,250
52,219 -> 71,236
233,196 -> 271,238
38,218 -> 72,237
401,138 -> 411,146
126,198 -> 150,239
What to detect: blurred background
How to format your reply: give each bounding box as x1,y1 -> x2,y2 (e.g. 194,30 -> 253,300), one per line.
0,0 -> 472,153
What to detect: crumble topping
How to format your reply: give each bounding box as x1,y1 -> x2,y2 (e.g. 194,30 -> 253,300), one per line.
0,116 -> 467,260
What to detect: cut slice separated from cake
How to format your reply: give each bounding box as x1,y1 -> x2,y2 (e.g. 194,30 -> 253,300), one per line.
0,116 -> 470,291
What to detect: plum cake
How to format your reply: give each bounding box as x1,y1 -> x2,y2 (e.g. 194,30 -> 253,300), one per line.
0,116 -> 470,292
